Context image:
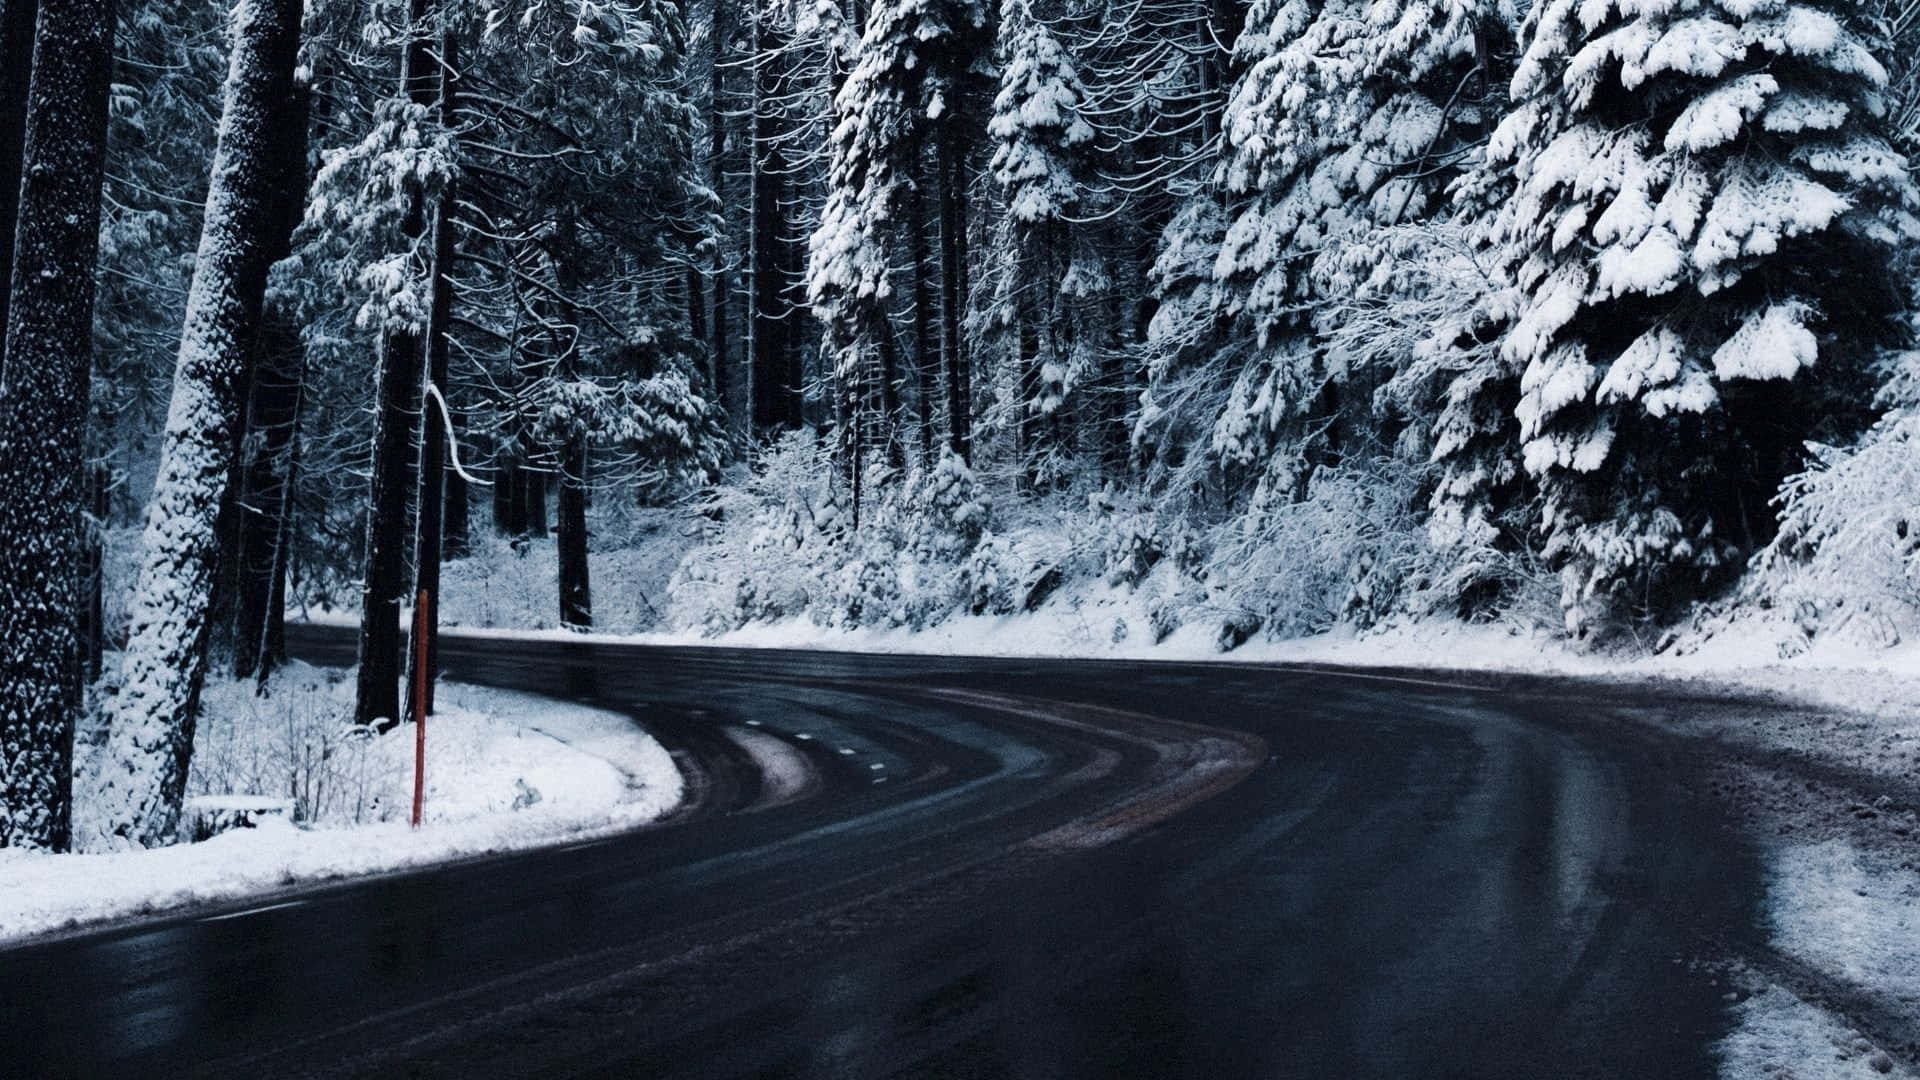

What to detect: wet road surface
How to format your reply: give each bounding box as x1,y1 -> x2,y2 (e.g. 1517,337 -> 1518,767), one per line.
0,626 -> 1762,1078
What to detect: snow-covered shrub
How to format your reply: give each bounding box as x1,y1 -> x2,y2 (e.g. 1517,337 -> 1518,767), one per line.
961,533 -> 1024,616
667,430 -> 842,633
1748,405 -> 1920,649
186,665 -> 387,827
1205,454 -> 1432,639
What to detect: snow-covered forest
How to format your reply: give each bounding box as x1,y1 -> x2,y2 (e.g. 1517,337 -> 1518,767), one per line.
2,0 -> 1919,852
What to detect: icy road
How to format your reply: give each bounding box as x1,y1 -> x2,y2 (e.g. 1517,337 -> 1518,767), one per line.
1,625 -> 1766,1078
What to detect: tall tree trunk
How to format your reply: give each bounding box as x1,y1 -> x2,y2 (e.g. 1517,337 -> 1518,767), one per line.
0,0 -> 112,852
908,170 -> 937,468
0,0 -> 37,357
707,3 -> 732,432
938,131 -> 972,463
443,416 -> 470,558
354,2 -> 440,733
556,435 -> 591,628
749,23 -> 801,434
524,467 -> 548,538
407,28 -> 457,718
229,319 -> 303,680
228,70 -> 311,682
91,0 -> 301,849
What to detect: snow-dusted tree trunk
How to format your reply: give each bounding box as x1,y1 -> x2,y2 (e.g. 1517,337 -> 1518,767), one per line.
0,0 -> 37,345
0,0 -> 114,852
90,0 -> 304,849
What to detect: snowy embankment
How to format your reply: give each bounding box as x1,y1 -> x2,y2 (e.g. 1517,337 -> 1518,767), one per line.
2,664 -> 682,945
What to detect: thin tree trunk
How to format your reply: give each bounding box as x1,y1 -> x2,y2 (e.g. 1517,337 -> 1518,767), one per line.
354,2 -> 440,733
230,319 -> 303,679
407,27 -> 457,718
938,131 -> 971,463
0,0 -> 113,852
556,436 -> 591,628
92,0 -> 302,848
443,416 -> 470,558
0,0 -> 37,358
908,170 -> 937,468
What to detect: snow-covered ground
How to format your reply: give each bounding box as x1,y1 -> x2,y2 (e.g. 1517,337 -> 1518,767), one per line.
5,666 -> 682,945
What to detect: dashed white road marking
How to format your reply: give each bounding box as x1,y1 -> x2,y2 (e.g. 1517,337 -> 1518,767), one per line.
201,900 -> 307,924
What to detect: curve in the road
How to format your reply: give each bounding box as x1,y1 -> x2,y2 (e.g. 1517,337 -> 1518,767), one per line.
0,626 -> 1767,1080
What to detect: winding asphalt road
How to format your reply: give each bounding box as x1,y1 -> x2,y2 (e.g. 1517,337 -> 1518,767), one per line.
0,625 -> 1765,1078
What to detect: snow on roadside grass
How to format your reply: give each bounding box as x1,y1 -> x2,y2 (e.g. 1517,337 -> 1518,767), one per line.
1720,985 -> 1911,1080
4,666 -> 682,945
1766,840 -> 1920,1009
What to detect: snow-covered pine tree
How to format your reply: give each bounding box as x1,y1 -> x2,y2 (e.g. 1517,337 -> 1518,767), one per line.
1489,0 -> 1920,635
987,0 -> 1100,490
0,0 -> 115,851
91,0 -> 305,849
1200,0 -> 1510,490
807,0 -> 990,494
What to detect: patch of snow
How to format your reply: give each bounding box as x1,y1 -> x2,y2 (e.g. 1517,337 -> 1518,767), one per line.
4,670 -> 682,945
721,725 -> 816,809
1719,985 -> 1911,1079
1766,839 -> 1920,1007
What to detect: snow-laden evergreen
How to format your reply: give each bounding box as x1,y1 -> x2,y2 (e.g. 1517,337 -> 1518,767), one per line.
1488,0 -> 1920,634
986,0 -> 1101,488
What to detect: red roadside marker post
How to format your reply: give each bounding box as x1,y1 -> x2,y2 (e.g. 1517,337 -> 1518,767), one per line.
412,588 -> 429,829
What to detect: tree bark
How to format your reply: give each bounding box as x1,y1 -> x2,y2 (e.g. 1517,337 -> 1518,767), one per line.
0,0 -> 37,356
908,168 -> 937,468
0,0 -> 113,852
229,72 -> 311,682
749,23 -> 802,433
354,1 -> 440,733
556,435 -> 591,628
407,27 -> 457,718
91,0 -> 302,849
938,131 -> 972,463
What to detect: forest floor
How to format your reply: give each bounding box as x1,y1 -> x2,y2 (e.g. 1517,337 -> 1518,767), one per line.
0,664 -> 683,946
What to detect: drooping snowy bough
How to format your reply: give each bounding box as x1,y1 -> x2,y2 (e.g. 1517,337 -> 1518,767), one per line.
1488,0 -> 1920,634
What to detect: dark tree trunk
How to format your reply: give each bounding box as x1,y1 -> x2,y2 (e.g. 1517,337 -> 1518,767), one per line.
523,468 -> 548,538
230,318 -> 304,680
938,131 -> 972,463
749,25 -> 801,434
492,455 -> 521,535
354,3 -> 440,733
0,0 -> 113,852
908,169 -> 937,468
84,465 -> 107,683
443,419 -> 470,558
0,0 -> 36,352
556,436 -> 591,628
93,0 -> 302,848
229,72 -> 311,682
407,28 -> 457,718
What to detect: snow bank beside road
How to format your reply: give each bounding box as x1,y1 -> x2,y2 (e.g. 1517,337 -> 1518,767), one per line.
6,673 -> 682,945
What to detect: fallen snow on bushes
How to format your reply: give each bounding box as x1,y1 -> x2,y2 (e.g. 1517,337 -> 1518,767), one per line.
5,667 -> 682,945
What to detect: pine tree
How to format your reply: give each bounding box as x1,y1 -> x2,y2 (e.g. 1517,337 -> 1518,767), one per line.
0,0 -> 115,851
1490,0 -> 1920,634
808,0 -> 991,489
987,0 -> 1099,489
1198,0 -> 1508,486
